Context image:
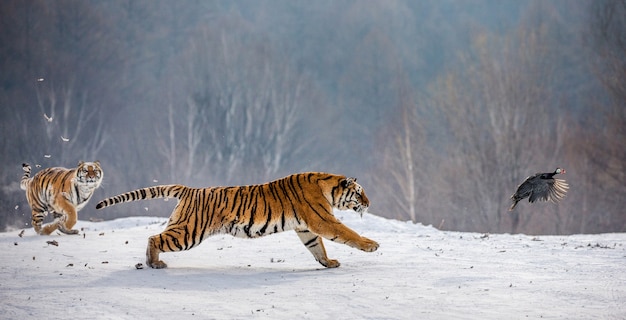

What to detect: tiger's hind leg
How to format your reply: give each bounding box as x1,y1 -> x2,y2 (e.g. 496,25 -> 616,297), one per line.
146,225 -> 200,269
296,230 -> 340,268
31,210 -> 47,235
51,195 -> 80,235
39,212 -> 60,235
30,210 -> 65,235
146,235 -> 168,269
39,211 -> 72,235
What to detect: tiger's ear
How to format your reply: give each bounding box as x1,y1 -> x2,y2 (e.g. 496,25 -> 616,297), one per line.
94,160 -> 101,166
341,177 -> 357,188
77,160 -> 85,166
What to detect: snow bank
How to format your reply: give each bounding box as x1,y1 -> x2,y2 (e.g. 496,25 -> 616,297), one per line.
1,212 -> 624,319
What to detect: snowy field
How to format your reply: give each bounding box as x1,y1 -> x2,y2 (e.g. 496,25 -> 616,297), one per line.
1,211 -> 624,320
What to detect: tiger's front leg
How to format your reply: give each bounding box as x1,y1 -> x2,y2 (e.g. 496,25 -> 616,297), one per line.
307,220 -> 379,253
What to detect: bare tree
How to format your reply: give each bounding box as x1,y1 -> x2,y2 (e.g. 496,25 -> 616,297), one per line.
33,79 -> 108,164
373,78 -> 442,224
589,0 -> 626,103
590,0 -> 626,190
159,17 -> 323,186
3,0 -> 117,167
426,22 -> 565,233
571,0 -> 626,232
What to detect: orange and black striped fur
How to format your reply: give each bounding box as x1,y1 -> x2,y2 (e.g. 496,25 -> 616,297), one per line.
21,161 -> 103,235
96,172 -> 378,269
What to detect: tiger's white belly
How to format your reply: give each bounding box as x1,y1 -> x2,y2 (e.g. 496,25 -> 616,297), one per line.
226,218 -> 304,239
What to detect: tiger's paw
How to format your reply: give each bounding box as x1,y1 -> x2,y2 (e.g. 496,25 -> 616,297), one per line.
360,237 -> 379,252
58,226 -> 80,235
60,229 -> 80,235
148,260 -> 168,269
320,259 -> 340,268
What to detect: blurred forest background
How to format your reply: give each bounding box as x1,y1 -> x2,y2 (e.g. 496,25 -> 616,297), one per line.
1,0 -> 624,235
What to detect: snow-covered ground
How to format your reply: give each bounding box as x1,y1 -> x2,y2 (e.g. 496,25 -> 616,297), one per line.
1,211 -> 624,319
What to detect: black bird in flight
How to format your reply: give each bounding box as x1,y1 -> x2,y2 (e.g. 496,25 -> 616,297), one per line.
510,168 -> 569,211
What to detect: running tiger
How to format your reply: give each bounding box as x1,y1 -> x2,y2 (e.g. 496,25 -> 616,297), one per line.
21,161 -> 103,235
96,172 -> 379,269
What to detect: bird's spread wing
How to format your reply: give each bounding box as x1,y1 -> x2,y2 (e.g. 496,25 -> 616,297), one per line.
529,178 -> 569,203
528,180 -> 550,203
548,178 -> 569,203
528,179 -> 550,203
512,174 -> 539,199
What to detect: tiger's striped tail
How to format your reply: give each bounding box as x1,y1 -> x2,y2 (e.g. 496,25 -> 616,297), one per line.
95,185 -> 186,209
20,163 -> 31,191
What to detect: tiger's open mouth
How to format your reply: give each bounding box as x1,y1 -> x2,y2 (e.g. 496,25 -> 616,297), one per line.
352,203 -> 368,216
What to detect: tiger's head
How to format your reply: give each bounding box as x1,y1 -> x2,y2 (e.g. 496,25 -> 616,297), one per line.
335,177 -> 369,215
75,161 -> 103,188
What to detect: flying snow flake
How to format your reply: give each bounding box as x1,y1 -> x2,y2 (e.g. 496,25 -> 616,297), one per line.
35,164 -> 41,168
37,78 -> 44,82
153,179 -> 158,183
61,136 -> 70,142
44,155 -> 51,158
144,207 -> 149,211
14,205 -> 19,210
44,113 -> 53,122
